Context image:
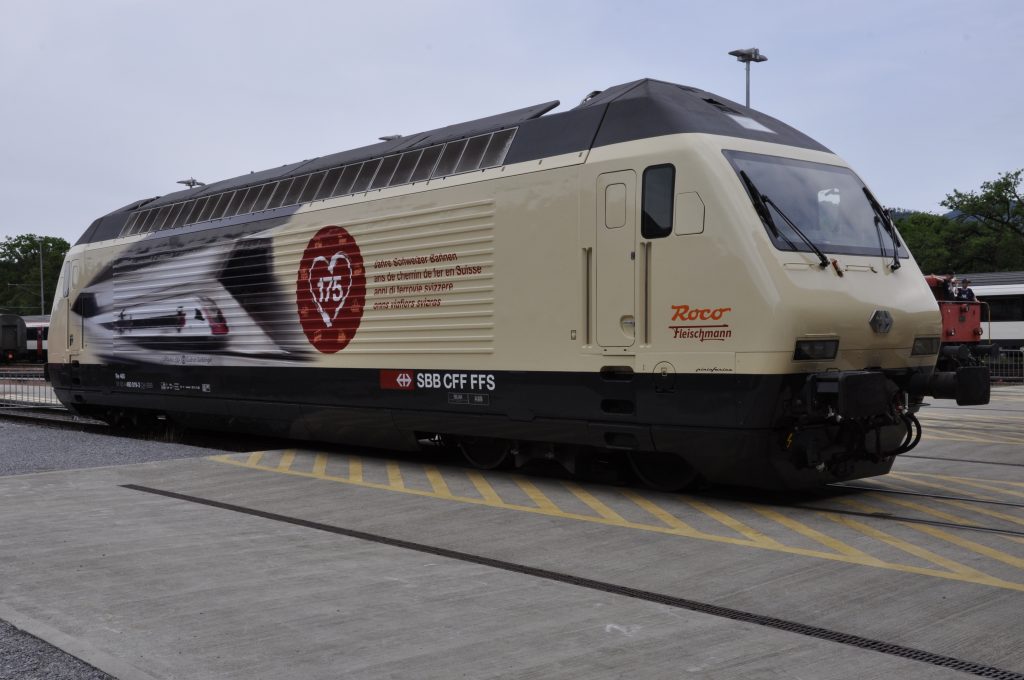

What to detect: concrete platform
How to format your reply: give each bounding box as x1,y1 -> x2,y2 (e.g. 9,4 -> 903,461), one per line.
1,388 -> 1022,679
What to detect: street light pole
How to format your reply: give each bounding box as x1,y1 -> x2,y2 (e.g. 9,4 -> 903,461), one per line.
38,236 -> 45,316
728,47 -> 768,108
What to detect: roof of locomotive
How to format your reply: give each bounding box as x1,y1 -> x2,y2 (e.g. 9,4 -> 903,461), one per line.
77,78 -> 829,245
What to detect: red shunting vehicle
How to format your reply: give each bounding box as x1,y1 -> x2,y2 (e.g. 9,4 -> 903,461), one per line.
924,274 -> 999,371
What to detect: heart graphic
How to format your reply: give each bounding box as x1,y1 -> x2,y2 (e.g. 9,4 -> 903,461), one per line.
307,251 -> 353,328
296,225 -> 366,354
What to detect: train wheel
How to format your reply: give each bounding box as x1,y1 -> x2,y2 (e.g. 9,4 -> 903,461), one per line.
628,452 -> 698,492
458,437 -> 514,470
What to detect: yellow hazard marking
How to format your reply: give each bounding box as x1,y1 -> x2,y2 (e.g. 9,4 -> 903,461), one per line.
563,482 -> 627,524
920,431 -> 1024,446
869,494 -> 981,527
904,525 -> 1024,570
348,457 -> 363,484
685,498 -> 784,548
936,498 -> 1024,528
246,451 -> 264,466
831,497 -> 1015,577
919,410 -> 1024,422
386,461 -> 404,489
825,511 -> 991,579
425,465 -> 453,498
467,471 -> 502,504
885,473 -> 999,501
514,476 -> 561,513
752,506 -> 877,560
277,450 -> 296,472
895,472 -> 1024,499
209,453 -> 1024,592
313,453 -> 328,477
620,490 -> 698,533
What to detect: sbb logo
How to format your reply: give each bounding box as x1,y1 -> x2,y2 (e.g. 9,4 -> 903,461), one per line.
296,226 -> 366,353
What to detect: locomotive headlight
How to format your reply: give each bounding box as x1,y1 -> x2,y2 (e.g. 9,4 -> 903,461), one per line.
794,339 -> 839,360
911,336 -> 941,356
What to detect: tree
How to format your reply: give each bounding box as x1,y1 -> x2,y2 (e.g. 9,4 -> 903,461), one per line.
894,170 -> 1024,274
0,234 -> 70,316
896,211 -> 1024,274
942,169 -> 1024,245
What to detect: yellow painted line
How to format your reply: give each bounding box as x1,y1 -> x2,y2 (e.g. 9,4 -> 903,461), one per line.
753,507 -> 877,560
686,499 -> 784,548
897,470 -> 1024,487
246,451 -> 265,466
467,471 -> 503,504
936,499 -> 1024,528
210,454 -> 1024,592
563,482 -> 627,523
869,494 -> 981,527
894,473 -> 1024,499
514,476 -> 561,513
903,524 -> 1024,570
425,466 -> 453,498
885,473 -> 998,501
312,453 -> 328,477
827,509 -> 992,579
621,490 -> 699,533
277,450 -> 296,472
386,461 -> 405,489
349,456 -> 363,483
919,431 -> 1024,446
919,410 -> 1024,422
920,427 -> 1024,440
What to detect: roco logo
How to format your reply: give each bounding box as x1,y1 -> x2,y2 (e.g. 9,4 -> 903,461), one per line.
671,305 -> 732,321
296,226 -> 366,353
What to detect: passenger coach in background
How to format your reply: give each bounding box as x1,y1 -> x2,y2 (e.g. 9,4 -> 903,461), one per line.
964,271 -> 1024,351
47,79 -> 989,490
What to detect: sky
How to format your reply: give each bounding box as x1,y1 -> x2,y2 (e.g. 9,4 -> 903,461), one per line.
1,0 -> 1021,243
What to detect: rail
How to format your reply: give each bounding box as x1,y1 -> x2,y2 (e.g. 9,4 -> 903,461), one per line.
0,366 -> 63,410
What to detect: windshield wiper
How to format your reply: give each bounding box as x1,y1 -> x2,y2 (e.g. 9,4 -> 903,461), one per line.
740,171 -> 829,268
739,172 -> 779,236
863,187 -> 901,271
739,171 -> 802,253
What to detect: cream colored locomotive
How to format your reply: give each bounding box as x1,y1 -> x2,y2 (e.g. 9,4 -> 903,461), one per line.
48,79 -> 988,489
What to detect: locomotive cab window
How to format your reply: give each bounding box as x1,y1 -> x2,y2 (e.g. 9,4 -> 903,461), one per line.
641,165 -> 675,239
725,150 -> 910,260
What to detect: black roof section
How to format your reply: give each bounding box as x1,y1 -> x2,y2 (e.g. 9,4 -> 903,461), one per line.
81,79 -> 830,244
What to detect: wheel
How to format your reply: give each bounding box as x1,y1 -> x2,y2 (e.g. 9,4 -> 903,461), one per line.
458,437 -> 514,470
628,451 -> 699,491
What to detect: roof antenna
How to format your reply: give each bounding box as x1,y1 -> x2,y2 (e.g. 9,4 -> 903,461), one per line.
177,178 -> 206,189
379,135 -> 402,141
579,90 -> 602,106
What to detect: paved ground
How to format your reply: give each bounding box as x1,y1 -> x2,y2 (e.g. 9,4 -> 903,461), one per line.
0,386 -> 1022,679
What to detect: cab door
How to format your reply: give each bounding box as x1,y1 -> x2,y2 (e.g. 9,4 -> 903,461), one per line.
595,171 -> 636,347
64,258 -> 82,354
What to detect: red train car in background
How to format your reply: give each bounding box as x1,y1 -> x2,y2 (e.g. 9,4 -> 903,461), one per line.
924,275 -> 998,371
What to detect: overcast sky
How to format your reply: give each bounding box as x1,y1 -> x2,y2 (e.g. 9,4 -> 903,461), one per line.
1,0 -> 1021,243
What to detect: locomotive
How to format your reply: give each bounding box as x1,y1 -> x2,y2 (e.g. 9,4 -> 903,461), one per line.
47,79 -> 989,490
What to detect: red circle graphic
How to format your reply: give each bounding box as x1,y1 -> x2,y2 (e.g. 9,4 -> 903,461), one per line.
296,226 -> 366,354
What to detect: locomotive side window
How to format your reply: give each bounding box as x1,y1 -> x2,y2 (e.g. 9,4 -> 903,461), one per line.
641,164 -> 675,239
